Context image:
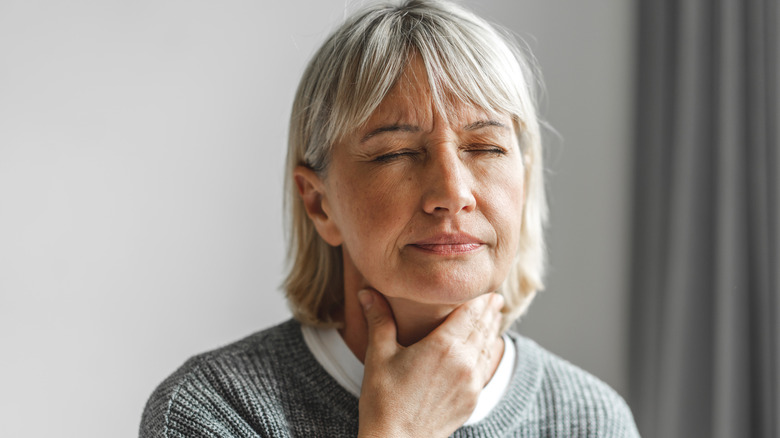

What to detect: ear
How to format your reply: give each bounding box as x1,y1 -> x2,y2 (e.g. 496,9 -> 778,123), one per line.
293,165 -> 343,246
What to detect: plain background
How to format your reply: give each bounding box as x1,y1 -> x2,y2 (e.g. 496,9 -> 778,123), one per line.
0,0 -> 634,436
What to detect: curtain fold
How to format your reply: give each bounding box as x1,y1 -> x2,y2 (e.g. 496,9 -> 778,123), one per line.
629,0 -> 778,437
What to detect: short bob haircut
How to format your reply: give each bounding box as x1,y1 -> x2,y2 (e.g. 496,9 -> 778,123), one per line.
284,0 -> 547,331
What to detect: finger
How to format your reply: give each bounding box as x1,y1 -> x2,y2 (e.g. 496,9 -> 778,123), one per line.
431,293 -> 492,340
466,293 -> 504,346
488,297 -> 504,338
359,289 -> 398,359
462,294 -> 502,381
456,295 -> 501,387
475,298 -> 504,382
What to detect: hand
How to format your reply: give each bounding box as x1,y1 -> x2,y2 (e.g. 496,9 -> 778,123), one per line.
356,290 -> 504,438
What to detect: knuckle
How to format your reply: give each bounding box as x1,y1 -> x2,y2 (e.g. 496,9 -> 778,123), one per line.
459,373 -> 482,403
431,331 -> 461,352
473,318 -> 487,335
467,377 -> 482,395
465,300 -> 482,319
453,357 -> 477,381
368,311 -> 388,326
435,340 -> 458,360
461,309 -> 477,326
464,396 -> 478,412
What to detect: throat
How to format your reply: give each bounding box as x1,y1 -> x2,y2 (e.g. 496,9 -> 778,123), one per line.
338,292 -> 455,361
384,297 -> 456,346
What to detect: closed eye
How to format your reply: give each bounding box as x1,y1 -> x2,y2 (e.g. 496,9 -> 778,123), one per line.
467,144 -> 507,155
373,150 -> 420,162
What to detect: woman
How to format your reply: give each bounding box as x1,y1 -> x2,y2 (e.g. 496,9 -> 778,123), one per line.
141,1 -> 640,436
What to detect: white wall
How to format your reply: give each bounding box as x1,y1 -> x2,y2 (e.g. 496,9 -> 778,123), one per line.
0,1 -> 634,436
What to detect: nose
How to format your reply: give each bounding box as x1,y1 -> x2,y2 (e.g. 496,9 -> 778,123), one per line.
421,148 -> 476,216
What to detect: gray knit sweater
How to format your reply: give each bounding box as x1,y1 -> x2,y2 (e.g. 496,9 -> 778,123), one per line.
140,319 -> 640,437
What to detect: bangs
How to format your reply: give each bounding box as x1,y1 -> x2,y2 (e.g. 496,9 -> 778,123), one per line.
324,2 -> 537,154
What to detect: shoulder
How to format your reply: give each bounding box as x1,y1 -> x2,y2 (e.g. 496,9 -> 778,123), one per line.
509,333 -> 641,438
139,319 -> 310,438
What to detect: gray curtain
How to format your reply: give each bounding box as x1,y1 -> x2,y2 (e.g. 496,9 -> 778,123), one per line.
629,0 -> 779,437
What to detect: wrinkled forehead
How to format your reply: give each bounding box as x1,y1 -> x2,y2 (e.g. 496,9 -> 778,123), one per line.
354,54 -> 514,136
362,95 -> 512,136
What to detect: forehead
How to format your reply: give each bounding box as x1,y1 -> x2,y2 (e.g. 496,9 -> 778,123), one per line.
361,56 -> 510,132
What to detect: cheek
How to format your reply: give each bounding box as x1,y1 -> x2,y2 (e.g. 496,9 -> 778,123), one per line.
334,173 -> 412,255
485,167 -> 526,254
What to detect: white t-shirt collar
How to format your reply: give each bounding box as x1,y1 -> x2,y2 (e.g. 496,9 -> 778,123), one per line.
301,324 -> 516,425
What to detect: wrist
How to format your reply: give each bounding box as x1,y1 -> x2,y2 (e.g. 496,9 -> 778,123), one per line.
358,420 -> 418,438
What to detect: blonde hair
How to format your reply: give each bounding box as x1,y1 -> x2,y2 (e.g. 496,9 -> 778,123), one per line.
284,0 -> 548,330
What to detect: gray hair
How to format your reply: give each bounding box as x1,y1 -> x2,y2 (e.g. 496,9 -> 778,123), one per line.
284,0 -> 548,330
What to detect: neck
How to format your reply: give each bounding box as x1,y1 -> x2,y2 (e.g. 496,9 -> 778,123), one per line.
340,290 -> 459,361
337,248 -> 504,375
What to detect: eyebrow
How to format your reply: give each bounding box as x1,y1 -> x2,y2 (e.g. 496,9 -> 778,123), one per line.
463,119 -> 509,131
360,124 -> 421,143
359,119 -> 507,143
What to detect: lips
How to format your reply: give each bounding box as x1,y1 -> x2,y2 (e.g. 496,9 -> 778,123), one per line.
409,233 -> 485,255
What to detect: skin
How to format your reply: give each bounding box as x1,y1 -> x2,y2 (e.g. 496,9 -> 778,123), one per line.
357,288 -> 505,438
294,55 -> 527,436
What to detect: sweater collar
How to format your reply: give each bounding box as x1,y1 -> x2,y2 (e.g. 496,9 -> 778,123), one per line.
284,319 -> 545,435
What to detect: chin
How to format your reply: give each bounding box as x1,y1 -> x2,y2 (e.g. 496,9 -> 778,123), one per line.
384,273 -> 498,306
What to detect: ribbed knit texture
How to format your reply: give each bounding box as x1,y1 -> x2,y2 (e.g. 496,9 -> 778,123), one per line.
140,320 -> 640,437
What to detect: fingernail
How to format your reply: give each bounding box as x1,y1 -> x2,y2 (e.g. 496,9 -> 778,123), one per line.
357,289 -> 373,310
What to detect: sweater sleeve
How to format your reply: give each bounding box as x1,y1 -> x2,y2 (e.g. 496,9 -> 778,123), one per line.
530,336 -> 642,438
138,359 -> 263,438
138,364 -> 185,438
605,391 -> 641,438
567,373 -> 642,438
569,370 -> 641,438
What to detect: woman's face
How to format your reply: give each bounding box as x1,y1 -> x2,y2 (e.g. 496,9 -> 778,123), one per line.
309,58 -> 526,306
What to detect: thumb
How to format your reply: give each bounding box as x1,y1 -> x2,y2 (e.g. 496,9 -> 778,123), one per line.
358,289 -> 397,359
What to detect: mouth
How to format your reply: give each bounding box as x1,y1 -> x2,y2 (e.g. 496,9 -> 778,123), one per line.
410,243 -> 484,254
409,233 -> 485,255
